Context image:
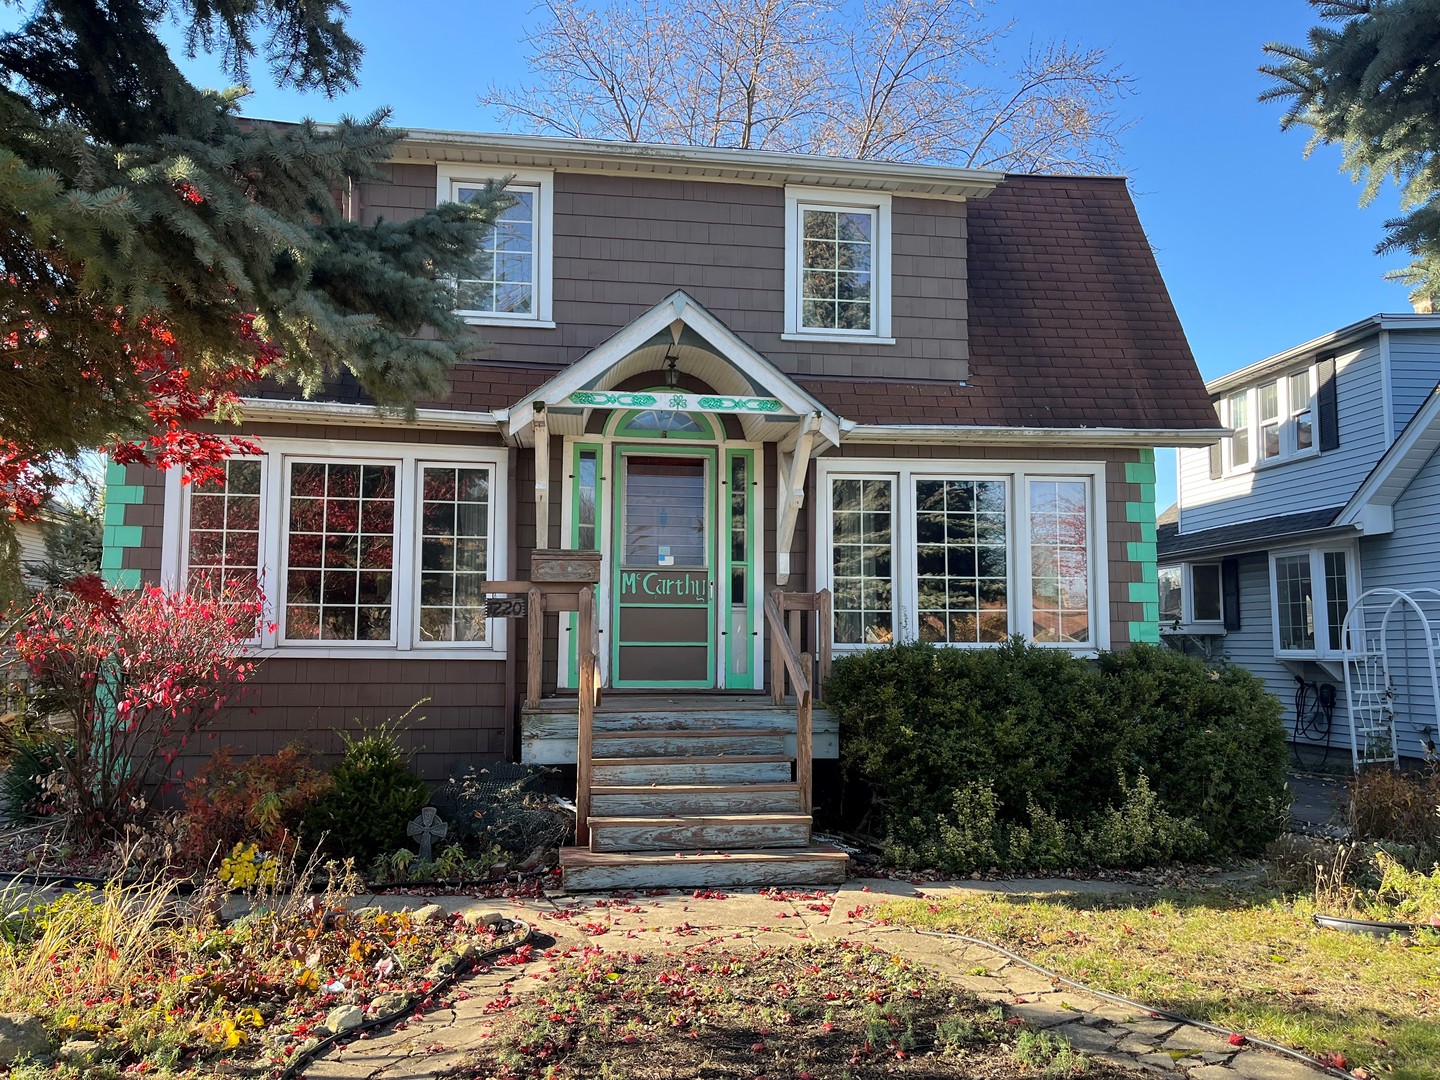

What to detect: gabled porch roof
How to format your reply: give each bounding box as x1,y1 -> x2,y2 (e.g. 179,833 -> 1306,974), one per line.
497,290 -> 845,450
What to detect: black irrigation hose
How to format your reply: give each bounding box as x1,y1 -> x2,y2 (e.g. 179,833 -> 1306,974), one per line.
280,916 -> 538,1080
871,922 -> 1354,1079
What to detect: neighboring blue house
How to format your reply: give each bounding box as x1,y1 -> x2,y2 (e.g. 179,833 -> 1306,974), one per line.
1158,313 -> 1440,768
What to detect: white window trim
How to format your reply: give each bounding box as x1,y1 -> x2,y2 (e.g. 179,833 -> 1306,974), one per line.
436,163 -> 555,327
163,438 -> 509,660
1225,366 -> 1321,475
815,458 -> 1110,653
1269,543 -> 1359,659
783,185 -> 893,343
1158,561 -> 1225,633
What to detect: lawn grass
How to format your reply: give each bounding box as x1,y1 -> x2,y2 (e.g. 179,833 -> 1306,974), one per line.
875,888 -> 1440,1080
460,940 -> 1134,1078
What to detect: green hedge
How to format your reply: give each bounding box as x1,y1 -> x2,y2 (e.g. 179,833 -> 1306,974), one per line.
826,640 -> 1288,872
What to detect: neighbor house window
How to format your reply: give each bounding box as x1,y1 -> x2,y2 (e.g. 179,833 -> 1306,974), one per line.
785,187 -> 892,340
1158,562 -> 1224,630
175,440 -> 508,656
437,165 -> 554,325
824,462 -> 1106,651
1272,547 -> 1352,656
1225,366 -> 1318,473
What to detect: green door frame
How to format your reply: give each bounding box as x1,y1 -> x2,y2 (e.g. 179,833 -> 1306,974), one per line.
610,443 -> 718,689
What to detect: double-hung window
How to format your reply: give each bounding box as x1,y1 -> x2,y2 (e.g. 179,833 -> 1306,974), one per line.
784,187 -> 892,342
1225,366 -> 1318,471
822,461 -> 1106,651
1271,546 -> 1354,656
1158,562 -> 1224,630
175,440 -> 508,657
437,165 -> 554,326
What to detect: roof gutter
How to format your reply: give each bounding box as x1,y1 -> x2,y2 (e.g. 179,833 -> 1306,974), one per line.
372,127 -> 1005,200
839,424 -> 1230,448
238,398 -> 501,431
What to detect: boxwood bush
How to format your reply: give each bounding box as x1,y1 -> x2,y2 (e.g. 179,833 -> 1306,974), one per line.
826,639 -> 1287,872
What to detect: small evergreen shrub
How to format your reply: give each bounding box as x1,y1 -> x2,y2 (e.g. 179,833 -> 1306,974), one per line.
828,639 -> 1288,872
303,720 -> 429,864
0,730 -> 68,823
179,745 -> 332,867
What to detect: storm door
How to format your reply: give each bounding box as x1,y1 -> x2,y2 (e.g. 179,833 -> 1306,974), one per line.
611,448 -> 716,687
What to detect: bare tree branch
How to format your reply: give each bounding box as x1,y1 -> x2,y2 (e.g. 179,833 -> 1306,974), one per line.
481,0 -> 1132,172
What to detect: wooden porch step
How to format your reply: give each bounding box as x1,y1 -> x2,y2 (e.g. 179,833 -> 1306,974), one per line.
591,782 -> 803,815
522,704 -> 838,764
587,813 -> 812,852
591,728 -> 791,758
560,842 -> 849,891
591,755 -> 792,786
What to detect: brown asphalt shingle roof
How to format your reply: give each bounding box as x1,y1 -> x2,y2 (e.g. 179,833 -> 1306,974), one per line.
798,175 -> 1217,429
260,174 -> 1218,432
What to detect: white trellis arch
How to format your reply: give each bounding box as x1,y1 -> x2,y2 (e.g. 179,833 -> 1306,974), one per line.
1340,587 -> 1440,769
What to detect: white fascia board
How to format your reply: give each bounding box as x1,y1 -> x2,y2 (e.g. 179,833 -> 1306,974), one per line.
239,398 -> 500,431
838,424 -> 1232,448
1336,388 -> 1440,524
377,128 -> 1004,200
1203,314 -> 1440,397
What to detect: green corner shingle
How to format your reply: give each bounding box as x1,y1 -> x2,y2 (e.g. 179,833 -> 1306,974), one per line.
104,460 -> 129,486
102,567 -> 142,590
1129,620 -> 1160,644
1129,580 -> 1158,605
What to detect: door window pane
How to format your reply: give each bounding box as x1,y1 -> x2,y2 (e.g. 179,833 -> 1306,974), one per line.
915,478 -> 1008,644
623,458 -> 706,566
576,449 -> 598,550
1275,554 -> 1315,651
1029,480 -> 1089,644
419,466 -> 491,643
1191,563 -> 1222,622
832,477 -> 892,644
285,462 -> 395,642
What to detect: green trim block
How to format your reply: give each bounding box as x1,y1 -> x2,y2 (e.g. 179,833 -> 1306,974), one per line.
1128,620 -> 1161,644
101,462 -> 148,591
1128,580 -> 1159,605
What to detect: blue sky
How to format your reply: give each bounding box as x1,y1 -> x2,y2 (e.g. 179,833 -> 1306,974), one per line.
46,1 -> 1423,504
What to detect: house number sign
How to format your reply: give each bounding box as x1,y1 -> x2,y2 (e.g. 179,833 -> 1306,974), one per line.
484,598 -> 529,618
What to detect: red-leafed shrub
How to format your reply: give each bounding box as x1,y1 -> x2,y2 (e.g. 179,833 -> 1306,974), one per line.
6,574 -> 265,840
179,744 -> 332,868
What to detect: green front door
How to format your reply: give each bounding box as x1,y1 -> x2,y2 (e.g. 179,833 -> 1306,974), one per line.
612,447 -> 716,688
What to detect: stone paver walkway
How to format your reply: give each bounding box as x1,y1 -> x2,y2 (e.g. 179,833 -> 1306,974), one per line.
296,878 -> 1330,1080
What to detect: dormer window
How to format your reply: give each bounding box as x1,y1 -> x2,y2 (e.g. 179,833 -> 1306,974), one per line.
436,165 -> 555,327
1224,366 -> 1318,472
783,187 -> 893,344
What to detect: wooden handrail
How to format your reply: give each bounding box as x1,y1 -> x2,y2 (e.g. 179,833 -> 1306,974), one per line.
765,589 -> 814,815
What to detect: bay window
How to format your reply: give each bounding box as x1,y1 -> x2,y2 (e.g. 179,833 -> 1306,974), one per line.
823,462 -> 1105,651
176,440 -> 508,657
1271,546 -> 1354,656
